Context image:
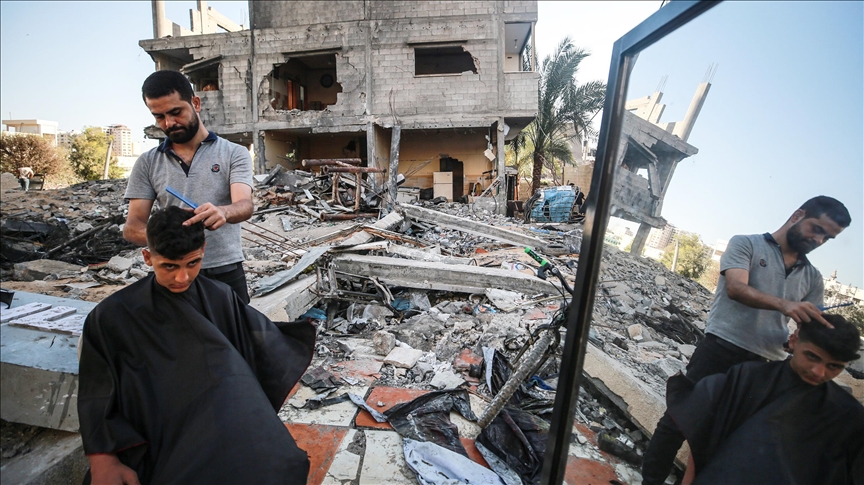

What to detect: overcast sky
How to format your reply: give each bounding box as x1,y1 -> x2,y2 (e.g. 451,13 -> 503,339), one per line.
1,1 -> 861,286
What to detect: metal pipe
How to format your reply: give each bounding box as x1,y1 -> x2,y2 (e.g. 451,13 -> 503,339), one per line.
320,213 -> 379,221
323,166 -> 386,173
244,221 -> 306,251
301,158 -> 362,167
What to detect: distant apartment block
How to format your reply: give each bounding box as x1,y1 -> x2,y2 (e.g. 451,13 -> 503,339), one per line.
646,223 -> 679,250
108,124 -> 134,156
1,119 -> 59,146
58,130 -> 80,148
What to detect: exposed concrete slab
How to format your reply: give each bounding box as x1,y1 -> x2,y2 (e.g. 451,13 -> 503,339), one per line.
0,427 -> 87,485
331,254 -> 559,295
385,243 -> 472,265
399,204 -> 549,251
250,275 -> 319,322
1,303 -> 53,323
12,261 -> 86,282
1,293 -> 95,432
359,430 -> 416,485
1,326 -> 80,432
383,347 -> 424,369
335,212 -> 404,248
582,343 -> 689,465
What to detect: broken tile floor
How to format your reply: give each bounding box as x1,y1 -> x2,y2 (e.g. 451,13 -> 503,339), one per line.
278,348 -> 645,485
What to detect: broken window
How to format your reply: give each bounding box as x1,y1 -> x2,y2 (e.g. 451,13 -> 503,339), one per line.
504,23 -> 535,72
181,56 -> 221,92
269,53 -> 341,111
414,46 -> 477,76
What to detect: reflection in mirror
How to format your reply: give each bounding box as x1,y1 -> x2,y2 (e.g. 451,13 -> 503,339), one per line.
564,2 -> 863,484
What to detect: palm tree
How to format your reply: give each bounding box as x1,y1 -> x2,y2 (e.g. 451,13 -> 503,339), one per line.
513,37 -> 606,195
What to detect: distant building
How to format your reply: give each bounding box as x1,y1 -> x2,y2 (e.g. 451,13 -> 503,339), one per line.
58,130 -> 80,148
647,223 -> 679,250
710,239 -> 728,262
107,124 -> 134,156
823,274 -> 864,305
1,119 -> 59,146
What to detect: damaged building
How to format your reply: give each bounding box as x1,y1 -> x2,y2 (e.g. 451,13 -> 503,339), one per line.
140,0 -> 539,209
610,71 -> 714,255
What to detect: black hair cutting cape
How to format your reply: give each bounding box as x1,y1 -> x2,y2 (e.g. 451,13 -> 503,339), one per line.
666,359 -> 864,485
77,274 -> 316,485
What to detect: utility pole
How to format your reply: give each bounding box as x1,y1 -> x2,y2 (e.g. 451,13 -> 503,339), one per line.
102,139 -> 114,180
671,238 -> 680,273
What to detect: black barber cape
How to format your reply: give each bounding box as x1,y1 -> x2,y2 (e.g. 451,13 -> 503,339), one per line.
77,274 -> 316,485
666,359 -> 864,485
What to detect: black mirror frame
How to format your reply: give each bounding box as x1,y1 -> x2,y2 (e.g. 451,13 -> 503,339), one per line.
540,2 -> 722,483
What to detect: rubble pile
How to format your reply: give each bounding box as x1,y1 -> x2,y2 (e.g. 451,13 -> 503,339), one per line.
2,175 -> 717,482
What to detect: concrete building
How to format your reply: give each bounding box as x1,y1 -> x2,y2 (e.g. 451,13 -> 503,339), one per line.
138,0 -> 539,206
646,224 -> 680,251
107,124 -> 134,157
58,130 -> 80,149
1,119 -> 60,146
709,239 -> 728,262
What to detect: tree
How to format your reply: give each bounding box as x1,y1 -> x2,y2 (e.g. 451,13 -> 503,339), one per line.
824,283 -> 864,334
0,132 -> 67,176
698,259 -> 721,293
661,233 -> 712,280
69,127 -> 123,180
512,37 -> 606,196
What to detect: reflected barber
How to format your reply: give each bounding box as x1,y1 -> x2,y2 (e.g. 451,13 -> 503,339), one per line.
123,70 -> 254,303
640,195 -> 851,485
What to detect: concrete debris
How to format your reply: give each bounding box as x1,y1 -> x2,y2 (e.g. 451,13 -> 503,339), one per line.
3,177 -> 725,484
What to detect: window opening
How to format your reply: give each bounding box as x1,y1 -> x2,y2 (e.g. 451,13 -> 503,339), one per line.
414,46 -> 477,76
268,53 -> 341,111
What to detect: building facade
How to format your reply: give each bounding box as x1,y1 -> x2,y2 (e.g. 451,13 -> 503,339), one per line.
108,124 -> 134,157
139,1 -> 539,202
1,119 -> 59,146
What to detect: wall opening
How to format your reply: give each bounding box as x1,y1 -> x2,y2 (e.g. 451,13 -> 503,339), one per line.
504,23 -> 534,72
414,46 -> 477,76
182,56 -> 222,92
269,53 -> 342,111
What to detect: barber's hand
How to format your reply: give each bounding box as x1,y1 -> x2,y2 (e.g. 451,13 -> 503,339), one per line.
89,454 -> 140,485
184,203 -> 227,231
779,301 -> 834,328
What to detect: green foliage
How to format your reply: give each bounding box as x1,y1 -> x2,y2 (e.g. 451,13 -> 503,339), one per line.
698,259 -> 721,293
512,37 -> 606,196
69,127 -> 124,181
824,284 -> 864,334
0,132 -> 67,176
661,233 -> 712,280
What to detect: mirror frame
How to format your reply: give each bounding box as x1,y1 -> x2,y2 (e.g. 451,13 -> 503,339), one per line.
540,2 -> 722,483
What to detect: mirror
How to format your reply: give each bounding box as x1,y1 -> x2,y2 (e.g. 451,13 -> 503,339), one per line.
549,1 -> 862,483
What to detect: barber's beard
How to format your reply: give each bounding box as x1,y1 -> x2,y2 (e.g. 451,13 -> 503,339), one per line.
787,223 -> 817,255
165,116 -> 200,144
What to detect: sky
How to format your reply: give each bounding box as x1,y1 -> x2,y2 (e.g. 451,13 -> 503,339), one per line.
1,1 -> 861,286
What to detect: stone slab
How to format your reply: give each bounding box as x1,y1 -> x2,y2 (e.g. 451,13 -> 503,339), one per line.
359,430 -> 416,485
1,292 -> 94,431
0,427 -> 88,485
10,314 -> 87,337
279,384 -> 369,427
320,429 -> 362,485
10,306 -> 78,324
1,302 -> 53,323
383,347 -> 424,369
12,260 -> 85,282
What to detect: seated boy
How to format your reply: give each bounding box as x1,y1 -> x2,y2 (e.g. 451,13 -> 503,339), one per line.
667,314 -> 863,485
78,206 -> 315,484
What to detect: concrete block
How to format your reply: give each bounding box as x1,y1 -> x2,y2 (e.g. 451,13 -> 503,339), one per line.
429,369 -> 465,390
373,331 -> 396,356
650,357 -> 686,379
677,344 -> 696,359
106,256 -> 135,273
383,346 -> 424,369
627,323 -> 644,341
12,260 -> 85,282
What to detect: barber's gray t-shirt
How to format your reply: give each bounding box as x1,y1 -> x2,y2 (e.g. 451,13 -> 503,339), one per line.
124,134 -> 253,269
706,233 -> 824,361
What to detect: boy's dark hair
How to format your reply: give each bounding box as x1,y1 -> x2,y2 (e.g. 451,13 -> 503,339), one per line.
799,196 -> 851,228
141,70 -> 195,104
146,207 -> 205,259
798,314 -> 862,362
